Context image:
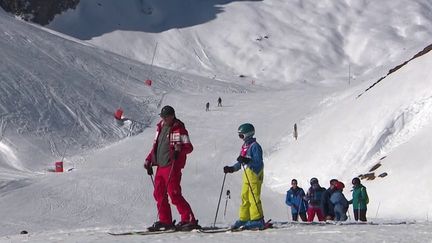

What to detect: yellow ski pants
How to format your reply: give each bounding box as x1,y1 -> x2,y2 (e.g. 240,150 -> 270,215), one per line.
239,168 -> 264,221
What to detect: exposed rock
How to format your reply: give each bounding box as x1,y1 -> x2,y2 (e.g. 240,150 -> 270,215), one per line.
378,172 -> 388,178
0,0 -> 80,25
369,162 -> 382,172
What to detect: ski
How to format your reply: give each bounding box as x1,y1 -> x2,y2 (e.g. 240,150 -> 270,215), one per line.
198,227 -> 268,234
109,225 -> 202,236
272,220 -> 411,227
108,229 -> 177,236
334,221 -> 410,226
198,227 -> 231,233
198,219 -> 273,233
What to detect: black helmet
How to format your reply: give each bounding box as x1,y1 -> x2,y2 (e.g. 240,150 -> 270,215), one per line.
238,123 -> 255,139
310,177 -> 318,185
329,179 -> 339,185
160,105 -> 175,118
352,177 -> 361,185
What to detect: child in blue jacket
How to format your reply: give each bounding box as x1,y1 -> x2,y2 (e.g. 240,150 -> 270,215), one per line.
285,179 -> 307,221
330,181 -> 348,221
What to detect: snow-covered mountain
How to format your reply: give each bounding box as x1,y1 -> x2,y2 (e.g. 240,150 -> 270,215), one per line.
47,0 -> 432,88
1,1 -> 432,242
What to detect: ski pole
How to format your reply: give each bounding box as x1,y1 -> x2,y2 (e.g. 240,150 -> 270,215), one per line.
213,173 -> 227,228
223,189 -> 231,219
302,200 -> 308,221
150,174 -> 155,188
358,203 -> 361,221
296,196 -> 303,221
241,163 -> 263,218
148,172 -> 160,221
287,206 -> 290,222
375,202 -> 381,218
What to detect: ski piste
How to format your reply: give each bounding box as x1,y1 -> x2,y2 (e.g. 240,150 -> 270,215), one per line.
108,220 -> 411,236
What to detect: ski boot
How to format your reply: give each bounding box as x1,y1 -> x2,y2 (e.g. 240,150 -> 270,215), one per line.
175,220 -> 201,231
147,221 -> 175,232
231,220 -> 247,230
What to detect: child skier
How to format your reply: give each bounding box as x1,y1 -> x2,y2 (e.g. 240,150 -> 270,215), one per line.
285,179 -> 307,221
348,177 -> 369,221
223,123 -> 265,230
304,177 -> 326,222
330,181 -> 349,221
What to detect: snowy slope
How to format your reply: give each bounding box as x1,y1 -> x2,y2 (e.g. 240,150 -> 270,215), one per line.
0,7 -> 156,177
47,0 -> 432,87
0,6 -> 264,236
266,49 -> 432,219
0,8 -> 248,177
1,1 -> 432,242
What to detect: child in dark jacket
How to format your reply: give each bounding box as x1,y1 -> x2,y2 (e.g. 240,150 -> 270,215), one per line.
305,178 -> 326,222
321,179 -> 338,220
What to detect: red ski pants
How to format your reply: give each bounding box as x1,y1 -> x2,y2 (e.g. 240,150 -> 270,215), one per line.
153,165 -> 195,224
307,207 -> 325,222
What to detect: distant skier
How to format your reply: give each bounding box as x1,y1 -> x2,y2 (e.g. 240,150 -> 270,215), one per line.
144,105 -> 199,231
285,179 -> 307,222
321,179 -> 338,220
205,102 -> 210,111
223,123 -> 266,230
330,181 -> 349,221
293,123 -> 298,140
348,177 -> 369,222
304,178 -> 326,222
217,97 -> 222,107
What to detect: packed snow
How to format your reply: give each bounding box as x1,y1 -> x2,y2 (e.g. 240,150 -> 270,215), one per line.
1,1 -> 432,242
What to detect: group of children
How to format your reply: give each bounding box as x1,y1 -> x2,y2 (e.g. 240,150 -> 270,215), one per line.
285,177 -> 369,222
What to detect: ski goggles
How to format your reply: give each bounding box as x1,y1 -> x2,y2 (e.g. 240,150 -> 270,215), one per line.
238,133 -> 245,139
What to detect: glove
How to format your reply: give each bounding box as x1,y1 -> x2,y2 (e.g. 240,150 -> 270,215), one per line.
174,150 -> 180,161
223,166 -> 235,174
146,166 -> 153,176
144,160 -> 153,175
237,155 -> 251,164
173,143 -> 181,161
144,160 -> 151,169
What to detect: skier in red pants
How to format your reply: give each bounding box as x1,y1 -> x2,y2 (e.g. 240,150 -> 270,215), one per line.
144,105 -> 199,231
305,177 -> 326,222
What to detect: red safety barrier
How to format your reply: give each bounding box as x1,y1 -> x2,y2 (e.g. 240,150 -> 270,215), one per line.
114,108 -> 123,120
55,161 -> 63,172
